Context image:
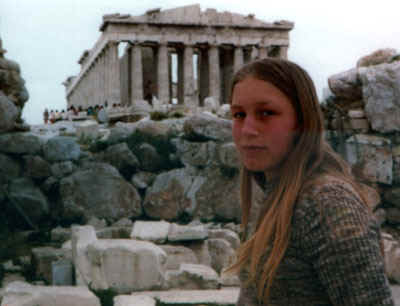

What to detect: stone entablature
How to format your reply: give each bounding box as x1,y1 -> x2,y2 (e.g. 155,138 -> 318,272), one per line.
65,4 -> 293,110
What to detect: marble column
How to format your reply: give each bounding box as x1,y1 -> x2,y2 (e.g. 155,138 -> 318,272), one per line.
208,44 -> 220,102
109,41 -> 121,105
130,42 -> 144,104
278,46 -> 289,59
104,46 -> 110,105
199,48 -> 209,106
157,43 -> 170,104
250,46 -> 259,60
183,44 -> 195,106
233,46 -> 244,72
177,49 -> 184,104
258,47 -> 268,59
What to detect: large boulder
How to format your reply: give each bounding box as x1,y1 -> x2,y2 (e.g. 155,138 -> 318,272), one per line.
359,61 -> 400,133
60,162 -> 142,222
194,167 -> 241,222
164,263 -> 219,290
143,168 -> 204,220
100,142 -> 139,178
86,239 -> 167,293
183,114 -> 232,142
159,245 -> 199,270
173,139 -> 218,168
22,155 -> 52,180
0,94 -> 18,133
1,281 -> 100,306
71,225 -> 98,286
43,136 -> 81,162
7,177 -> 49,228
0,133 -> 41,155
0,153 -> 20,184
357,48 -> 398,68
207,238 -> 236,273
344,134 -> 392,185
131,220 -> 171,243
328,68 -> 362,101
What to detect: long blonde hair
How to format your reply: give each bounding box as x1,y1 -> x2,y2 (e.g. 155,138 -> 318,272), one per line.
227,58 -> 370,304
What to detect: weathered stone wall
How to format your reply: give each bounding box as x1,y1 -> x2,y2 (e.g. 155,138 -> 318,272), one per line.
0,37 -> 30,133
323,48 -> 400,235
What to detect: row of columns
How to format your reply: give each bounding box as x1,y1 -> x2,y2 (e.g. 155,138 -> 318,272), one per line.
68,41 -> 288,109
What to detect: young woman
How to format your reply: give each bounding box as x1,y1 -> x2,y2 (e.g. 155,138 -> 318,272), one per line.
228,58 -> 394,305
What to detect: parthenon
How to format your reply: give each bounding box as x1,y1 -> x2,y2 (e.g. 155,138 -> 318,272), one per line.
64,4 -> 294,110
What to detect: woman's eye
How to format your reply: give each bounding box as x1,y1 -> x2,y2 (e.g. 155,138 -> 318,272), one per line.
259,110 -> 274,117
232,111 -> 245,119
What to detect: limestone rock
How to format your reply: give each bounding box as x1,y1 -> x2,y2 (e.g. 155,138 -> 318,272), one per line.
359,61 -> 400,133
203,96 -> 218,113
131,288 -> 240,306
87,216 -> 107,230
100,142 -> 139,177
208,229 -> 240,250
43,136 -> 81,162
207,238 -> 236,273
345,134 -> 392,184
167,223 -> 208,242
165,263 -> 219,290
348,109 -> 365,118
159,245 -> 199,270
8,177 -> 49,227
218,142 -> 239,169
183,114 -> 232,142
2,281 -> 101,306
114,295 -> 156,306
393,147 -> 400,184
76,120 -> 100,139
386,208 -> 400,225
194,167 -> 241,222
23,155 -> 51,179
374,208 -> 386,227
136,118 -> 186,137
51,226 -> 71,243
131,220 -> 171,243
31,246 -> 72,284
217,104 -> 232,119
383,234 -> 400,283
71,225 -> 98,286
0,94 -> 18,133
131,171 -> 156,189
51,160 -> 76,179
185,241 -> 212,269
0,133 -> 41,155
86,239 -> 167,293
384,188 -> 400,208
143,168 -> 202,220
328,68 -> 362,101
0,153 -> 20,184
173,138 -> 217,167
60,162 -> 142,221
112,217 -> 134,227
357,48 -> 398,68
136,142 -> 164,172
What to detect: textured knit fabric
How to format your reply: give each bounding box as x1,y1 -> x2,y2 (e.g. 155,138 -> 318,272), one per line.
237,174 -> 394,306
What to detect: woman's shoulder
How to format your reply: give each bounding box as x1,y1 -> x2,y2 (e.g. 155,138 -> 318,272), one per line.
293,173 -> 370,225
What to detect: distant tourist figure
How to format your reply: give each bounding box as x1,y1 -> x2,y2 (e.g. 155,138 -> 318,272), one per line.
43,108 -> 49,124
49,110 -> 55,124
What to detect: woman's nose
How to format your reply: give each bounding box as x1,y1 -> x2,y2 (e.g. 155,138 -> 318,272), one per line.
242,116 -> 259,136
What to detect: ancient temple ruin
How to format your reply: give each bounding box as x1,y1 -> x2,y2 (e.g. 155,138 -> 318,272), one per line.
64,4 -> 293,110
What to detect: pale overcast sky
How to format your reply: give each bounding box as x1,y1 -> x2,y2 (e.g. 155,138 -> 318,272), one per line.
1,0 -> 400,124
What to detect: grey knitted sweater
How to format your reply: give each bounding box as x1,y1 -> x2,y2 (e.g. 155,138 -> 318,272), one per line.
237,174 -> 394,305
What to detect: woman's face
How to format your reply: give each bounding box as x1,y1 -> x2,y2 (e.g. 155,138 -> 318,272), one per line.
231,77 -> 299,173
